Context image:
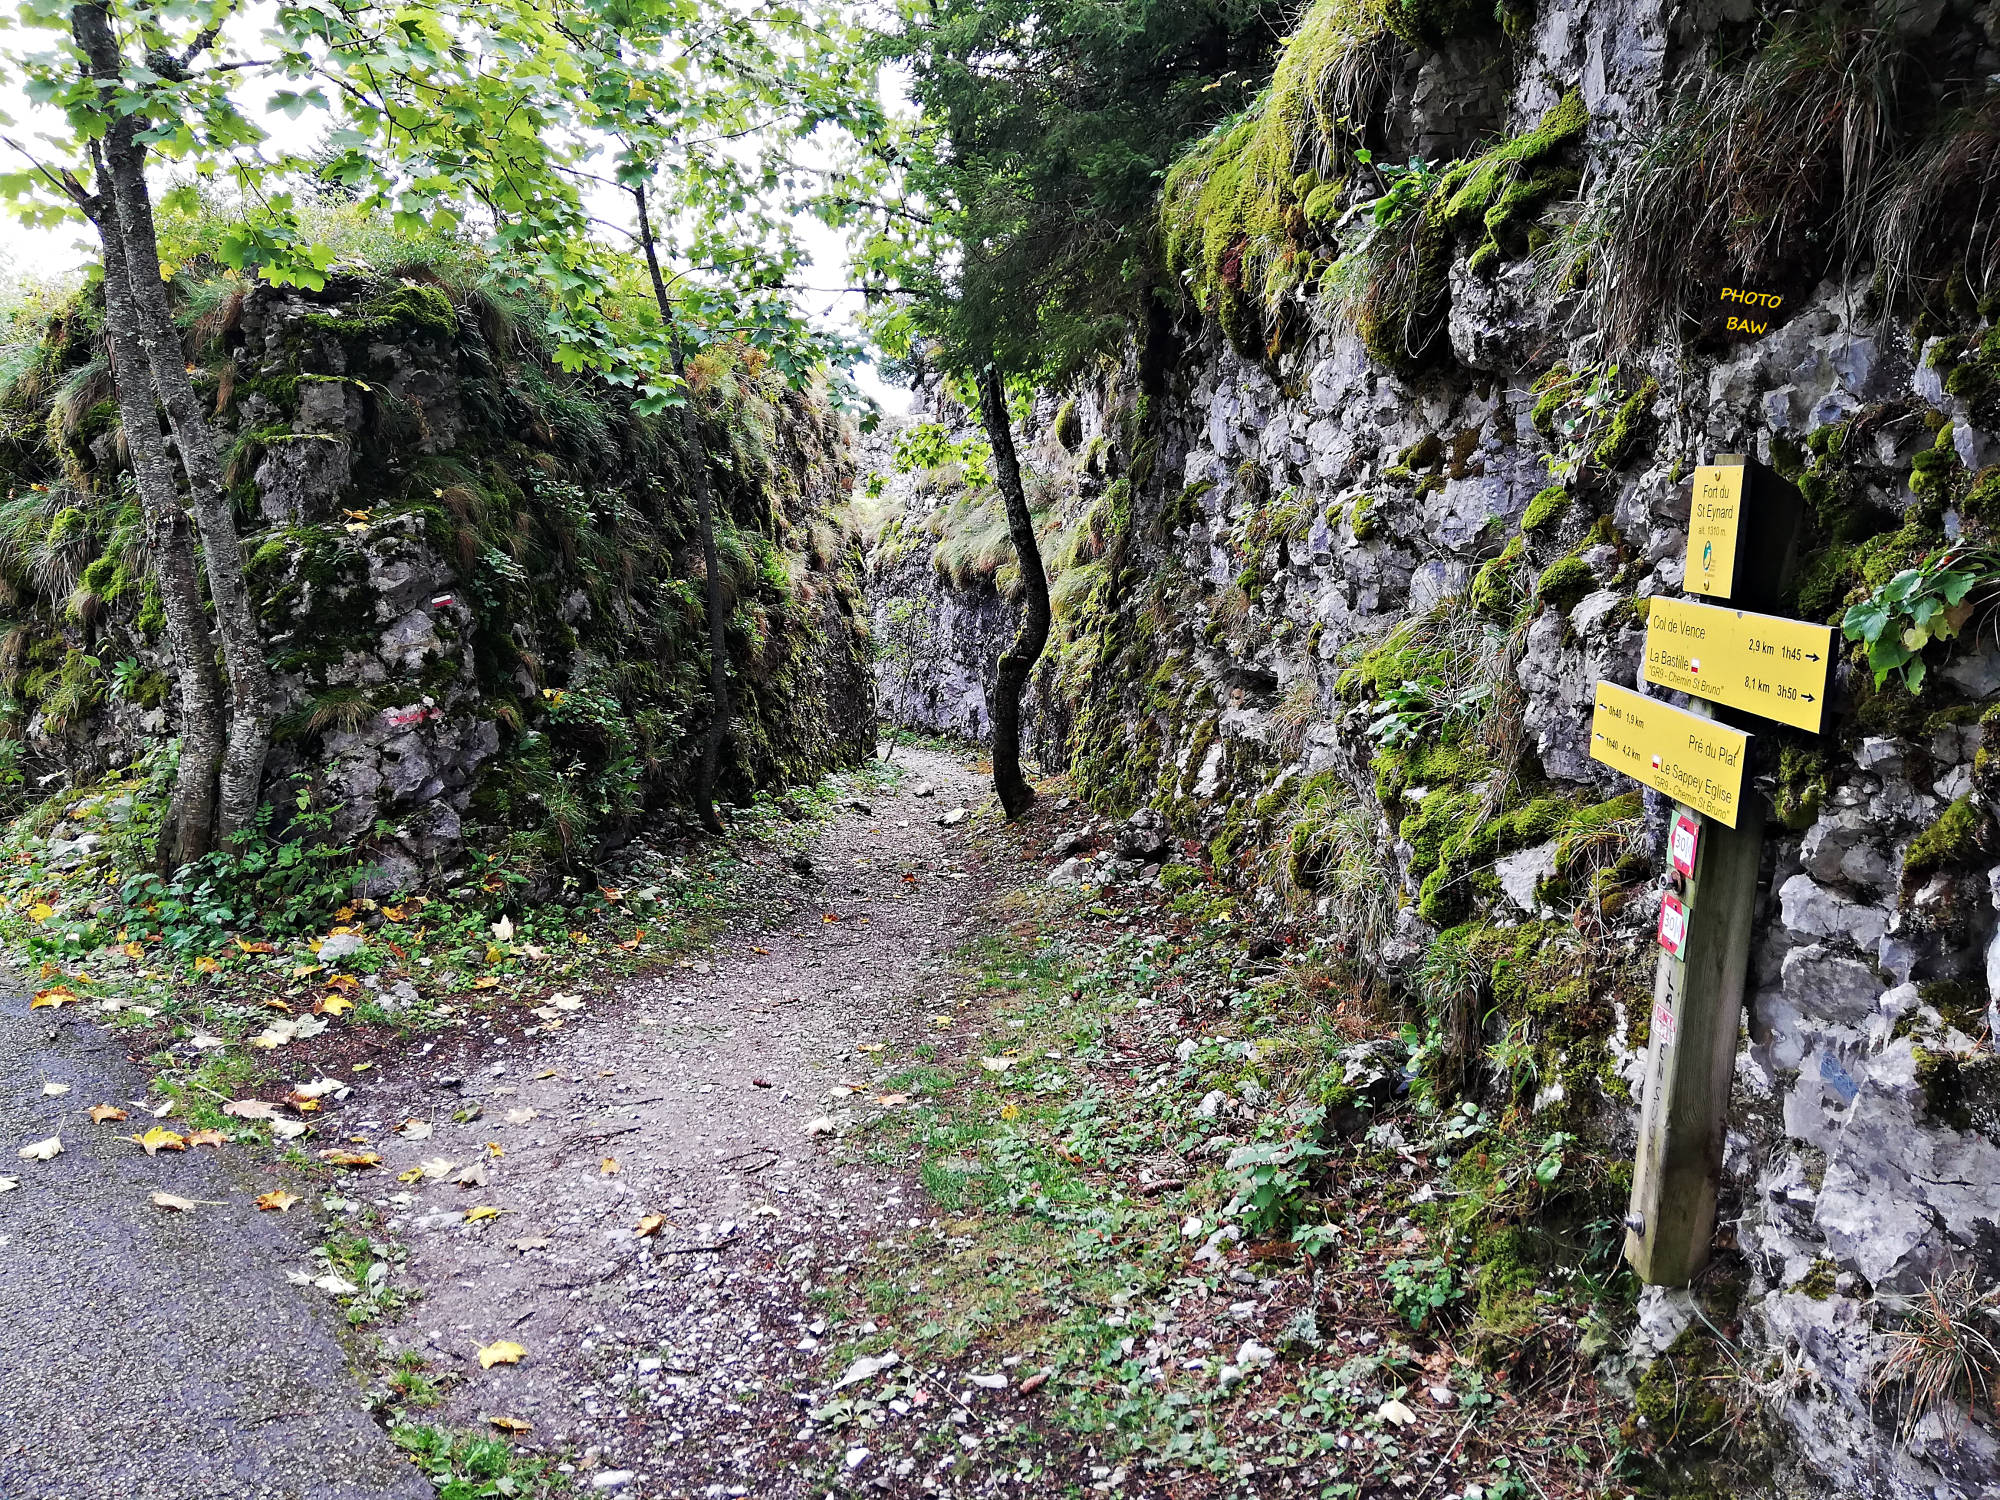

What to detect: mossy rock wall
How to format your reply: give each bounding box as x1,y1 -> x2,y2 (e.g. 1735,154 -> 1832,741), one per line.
0,272 -> 874,889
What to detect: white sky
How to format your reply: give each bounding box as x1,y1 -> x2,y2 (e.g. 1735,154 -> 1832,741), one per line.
0,33 -> 912,411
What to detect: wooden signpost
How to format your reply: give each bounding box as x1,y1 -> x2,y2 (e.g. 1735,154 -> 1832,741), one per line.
1587,454 -> 1824,1286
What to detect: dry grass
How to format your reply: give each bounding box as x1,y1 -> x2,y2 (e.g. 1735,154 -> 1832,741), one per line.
1877,1265 -> 2000,1441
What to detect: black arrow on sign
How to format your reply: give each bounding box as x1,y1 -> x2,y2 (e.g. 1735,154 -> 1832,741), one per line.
1800,692 -> 1816,701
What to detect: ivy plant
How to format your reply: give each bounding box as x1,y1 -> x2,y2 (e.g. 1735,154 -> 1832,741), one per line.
1841,546 -> 1999,693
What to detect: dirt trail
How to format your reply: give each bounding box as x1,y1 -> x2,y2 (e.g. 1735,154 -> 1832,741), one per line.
352,746 -> 1002,1495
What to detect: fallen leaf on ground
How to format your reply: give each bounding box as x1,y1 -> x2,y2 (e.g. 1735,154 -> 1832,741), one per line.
470,976 -> 500,990
510,1236 -> 550,1252
396,1166 -> 425,1184
634,1214 -> 668,1237
477,1340 -> 526,1369
832,1351 -> 900,1391
222,1100 -> 279,1120
489,1416 -> 531,1435
979,1056 -> 1014,1072
550,994 -> 583,1012
147,1100 -> 175,1118
193,955 -> 219,974
416,1157 -> 455,1180
314,1272 -> 359,1295
130,1127 -> 186,1155
188,1033 -> 226,1050
856,1042 -> 885,1055
29,989 -> 77,1009
0,1176 -> 17,1192
398,1120 -> 434,1140
234,939 -> 274,955
503,1108 -> 536,1126
39,1081 -> 71,1099
293,1078 -> 345,1099
262,999 -> 291,1012
317,1149 -> 380,1168
88,1103 -> 126,1123
184,1129 -> 226,1148
1376,1399 -> 1417,1426
804,1117 -> 838,1137
455,1162 -> 489,1187
270,1119 -> 308,1141
317,995 -> 354,1016
464,1205 -> 506,1223
151,1192 -> 197,1212
485,1142 -> 505,1158
874,1093 -> 909,1106
600,1157 -> 619,1175
26,903 -> 53,923
256,1190 -> 300,1212
491,915 -> 515,944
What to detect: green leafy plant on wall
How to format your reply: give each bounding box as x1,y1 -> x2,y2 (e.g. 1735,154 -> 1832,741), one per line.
1841,546 -> 2000,692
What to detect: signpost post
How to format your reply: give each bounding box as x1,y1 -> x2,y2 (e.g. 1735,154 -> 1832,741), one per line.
1588,456 -> 1820,1286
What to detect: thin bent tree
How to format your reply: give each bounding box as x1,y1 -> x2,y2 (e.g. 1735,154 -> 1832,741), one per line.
974,361 -> 1047,818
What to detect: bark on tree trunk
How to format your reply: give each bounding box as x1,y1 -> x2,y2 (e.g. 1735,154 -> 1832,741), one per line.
73,1 -> 273,845
84,158 -> 225,868
633,183 -> 729,835
977,361 -> 1049,820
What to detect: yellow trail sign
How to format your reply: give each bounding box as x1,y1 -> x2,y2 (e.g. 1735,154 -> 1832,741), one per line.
1685,464 -> 1744,599
1589,681 -> 1750,826
1642,596 -> 1833,733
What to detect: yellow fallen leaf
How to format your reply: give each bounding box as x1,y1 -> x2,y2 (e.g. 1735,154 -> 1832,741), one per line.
397,1166 -> 426,1184
600,1157 -> 619,1176
292,964 -> 322,979
184,1128 -> 226,1148
464,1205 -> 506,1223
122,942 -> 145,959
318,994 -> 355,1016
263,998 -> 292,1012
489,1416 -> 531,1435
222,1099 -> 279,1119
485,1142 -> 505,1158
151,1191 -> 196,1212
27,903 -> 53,923
317,1149 -> 381,1168
30,989 -> 77,1009
635,1214 -> 668,1237
130,1127 -> 187,1155
193,955 -> 219,974
235,938 -> 275,954
471,976 -> 500,990
88,1104 -> 127,1123
255,1190 -> 299,1212
477,1340 -> 526,1369
382,905 -> 407,922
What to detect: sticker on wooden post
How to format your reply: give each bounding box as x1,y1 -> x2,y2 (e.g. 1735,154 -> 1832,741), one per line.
1685,465 -> 1744,599
1588,681 -> 1751,827
1642,596 -> 1833,734
1657,891 -> 1688,957
1669,812 -> 1700,878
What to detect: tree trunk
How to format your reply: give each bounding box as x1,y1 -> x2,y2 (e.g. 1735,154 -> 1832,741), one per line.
976,361 -> 1049,820
84,155 -> 225,868
633,183 -> 729,835
73,1 -> 274,845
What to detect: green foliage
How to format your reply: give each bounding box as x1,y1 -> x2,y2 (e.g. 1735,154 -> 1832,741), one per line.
1534,554 -> 1596,614
1520,484 -> 1568,533
390,1424 -> 570,1499
890,422 -> 993,487
1903,795 -> 1994,889
1841,545 -> 1999,692
871,0 -> 1284,381
1383,1255 -> 1463,1329
1225,1130 -> 1330,1238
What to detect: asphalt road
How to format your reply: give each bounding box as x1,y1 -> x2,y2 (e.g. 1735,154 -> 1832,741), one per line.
0,982 -> 430,1500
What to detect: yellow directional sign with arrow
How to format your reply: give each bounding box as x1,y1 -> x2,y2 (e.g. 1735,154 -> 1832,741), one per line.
1588,681 -> 1750,826
1641,596 -> 1833,733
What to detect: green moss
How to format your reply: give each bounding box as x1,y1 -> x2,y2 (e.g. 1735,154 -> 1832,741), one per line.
1914,1047 -> 2000,1137
1590,377 -> 1658,470
1903,795 -> 1991,888
1052,398 -> 1082,451
1796,1259 -> 1838,1300
1772,742 -> 1827,832
1470,535 -> 1525,616
1520,484 -> 1568,533
1533,554 -> 1595,613
1349,493 -> 1379,540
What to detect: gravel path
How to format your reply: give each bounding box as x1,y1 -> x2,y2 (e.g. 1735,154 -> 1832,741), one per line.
0,982 -> 429,1500
352,746 -> 1001,1495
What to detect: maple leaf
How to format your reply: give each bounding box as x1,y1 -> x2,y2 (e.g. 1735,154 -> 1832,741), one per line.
477,1340 -> 526,1369
491,915 -> 515,943
617,932 -> 644,950
471,976 -> 501,990
27,903 -> 53,922
130,1127 -> 187,1155
87,1104 -> 127,1123
29,989 -> 77,1009
635,1214 -> 668,1237
235,938 -> 275,955
193,955 -> 220,974
122,942 -> 145,959
255,1190 -> 301,1212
